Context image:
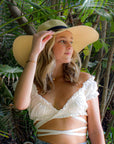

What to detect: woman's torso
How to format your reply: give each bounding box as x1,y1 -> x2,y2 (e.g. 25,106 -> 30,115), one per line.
35,72 -> 89,144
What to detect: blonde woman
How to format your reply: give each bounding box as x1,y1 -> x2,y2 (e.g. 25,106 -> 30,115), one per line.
13,19 -> 105,144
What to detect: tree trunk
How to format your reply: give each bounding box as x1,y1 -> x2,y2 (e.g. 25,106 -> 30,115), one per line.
100,41 -> 114,121
95,20 -> 107,84
50,0 -> 61,11
104,75 -> 114,115
7,0 -> 36,35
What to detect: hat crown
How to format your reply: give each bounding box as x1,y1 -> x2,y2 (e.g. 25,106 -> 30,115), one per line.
37,19 -> 68,32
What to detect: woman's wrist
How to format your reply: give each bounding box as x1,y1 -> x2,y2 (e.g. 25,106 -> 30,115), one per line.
28,52 -> 39,63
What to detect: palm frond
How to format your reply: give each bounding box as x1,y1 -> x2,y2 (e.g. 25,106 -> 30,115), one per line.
0,65 -> 23,82
1,0 -> 113,36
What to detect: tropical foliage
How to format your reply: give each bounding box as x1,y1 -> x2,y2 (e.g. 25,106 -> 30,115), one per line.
0,0 -> 114,143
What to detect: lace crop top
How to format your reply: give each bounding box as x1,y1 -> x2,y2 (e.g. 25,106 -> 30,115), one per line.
28,75 -> 99,137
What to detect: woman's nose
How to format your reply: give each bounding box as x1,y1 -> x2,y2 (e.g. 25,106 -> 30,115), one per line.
66,42 -> 72,50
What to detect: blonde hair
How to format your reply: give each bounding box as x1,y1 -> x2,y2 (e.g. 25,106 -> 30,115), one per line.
35,35 -> 81,94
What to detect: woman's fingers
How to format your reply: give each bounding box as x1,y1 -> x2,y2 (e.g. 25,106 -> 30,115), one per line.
42,34 -> 53,43
31,31 -> 54,56
42,31 -> 54,41
39,31 -> 54,39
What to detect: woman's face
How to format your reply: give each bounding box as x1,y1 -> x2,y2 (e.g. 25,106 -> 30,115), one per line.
53,30 -> 73,64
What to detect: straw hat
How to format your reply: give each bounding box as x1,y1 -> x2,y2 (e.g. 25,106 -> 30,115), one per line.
13,19 -> 99,67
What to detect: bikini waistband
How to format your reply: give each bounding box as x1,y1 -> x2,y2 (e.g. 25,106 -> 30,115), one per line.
36,139 -> 87,144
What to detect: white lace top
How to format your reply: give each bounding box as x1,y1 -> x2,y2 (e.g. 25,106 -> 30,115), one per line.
28,75 -> 99,137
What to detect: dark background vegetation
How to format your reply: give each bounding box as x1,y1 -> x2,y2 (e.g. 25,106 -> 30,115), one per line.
0,0 -> 114,143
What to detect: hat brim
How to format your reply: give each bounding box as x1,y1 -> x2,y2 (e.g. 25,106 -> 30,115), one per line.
13,25 -> 99,67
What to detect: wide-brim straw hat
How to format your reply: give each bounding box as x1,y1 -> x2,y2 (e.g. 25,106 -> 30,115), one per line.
13,19 -> 99,67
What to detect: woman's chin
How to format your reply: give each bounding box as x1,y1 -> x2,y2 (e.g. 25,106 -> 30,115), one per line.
63,58 -> 72,64
56,57 -> 72,64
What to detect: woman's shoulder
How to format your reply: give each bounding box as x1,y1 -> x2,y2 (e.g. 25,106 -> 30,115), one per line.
79,71 -> 91,84
72,72 -> 91,90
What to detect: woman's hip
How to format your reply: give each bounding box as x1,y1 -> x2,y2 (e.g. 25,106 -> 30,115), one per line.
36,139 -> 87,144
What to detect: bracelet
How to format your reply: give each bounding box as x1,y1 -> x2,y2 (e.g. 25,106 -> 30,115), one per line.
26,60 -> 36,64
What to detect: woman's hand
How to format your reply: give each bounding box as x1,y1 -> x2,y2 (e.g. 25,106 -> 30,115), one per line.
30,31 -> 54,60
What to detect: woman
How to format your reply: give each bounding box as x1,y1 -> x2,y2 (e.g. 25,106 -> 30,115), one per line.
13,19 -> 105,144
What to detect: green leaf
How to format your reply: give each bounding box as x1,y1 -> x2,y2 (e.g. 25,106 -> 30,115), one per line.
63,0 -> 66,8
99,21 -> 102,31
83,46 -> 90,56
110,21 -> 114,32
27,1 -> 49,15
111,127 -> 114,139
101,40 -> 109,53
107,107 -> 110,110
100,16 -> 107,21
63,9 -> 69,17
78,0 -> 102,22
0,65 -> 23,80
0,79 -> 13,102
111,65 -> 114,71
93,40 -> 102,52
95,9 -> 112,21
88,61 -> 98,68
111,110 -> 114,115
85,22 -> 92,27
93,39 -> 109,53
102,60 -> 107,69
0,65 -> 23,74
81,68 -> 90,73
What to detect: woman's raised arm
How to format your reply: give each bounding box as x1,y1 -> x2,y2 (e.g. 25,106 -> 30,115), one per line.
14,31 -> 54,110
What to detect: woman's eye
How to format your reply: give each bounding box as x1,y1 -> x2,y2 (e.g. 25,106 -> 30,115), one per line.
59,40 -> 73,44
59,40 -> 65,43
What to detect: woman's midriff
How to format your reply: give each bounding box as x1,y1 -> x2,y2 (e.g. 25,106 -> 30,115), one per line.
35,115 -> 87,144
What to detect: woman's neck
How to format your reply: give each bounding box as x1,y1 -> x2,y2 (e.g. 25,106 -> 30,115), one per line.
52,62 -> 63,80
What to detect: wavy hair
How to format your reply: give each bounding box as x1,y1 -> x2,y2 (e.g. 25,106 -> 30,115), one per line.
34,35 -> 81,94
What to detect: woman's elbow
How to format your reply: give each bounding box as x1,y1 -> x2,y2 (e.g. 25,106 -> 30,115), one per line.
89,128 -> 104,137
14,100 -> 30,110
88,128 -> 105,143
14,105 -> 28,110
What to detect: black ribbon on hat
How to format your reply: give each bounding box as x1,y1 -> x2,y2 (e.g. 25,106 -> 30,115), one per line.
48,26 -> 67,31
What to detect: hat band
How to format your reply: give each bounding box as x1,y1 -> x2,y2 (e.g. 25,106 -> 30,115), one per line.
48,25 -> 67,31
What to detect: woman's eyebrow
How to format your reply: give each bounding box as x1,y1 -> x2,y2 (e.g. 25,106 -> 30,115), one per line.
57,36 -> 73,39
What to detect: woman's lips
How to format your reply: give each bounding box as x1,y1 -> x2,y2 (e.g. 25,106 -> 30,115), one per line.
64,52 -> 72,55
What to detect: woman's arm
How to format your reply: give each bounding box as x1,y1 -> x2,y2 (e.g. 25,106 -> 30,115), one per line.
87,97 -> 105,144
14,31 -> 54,110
